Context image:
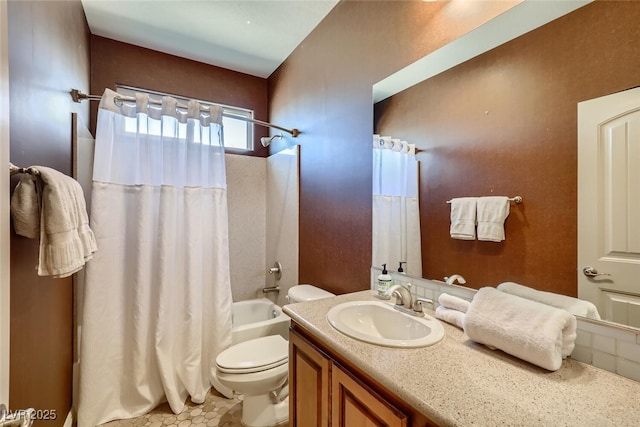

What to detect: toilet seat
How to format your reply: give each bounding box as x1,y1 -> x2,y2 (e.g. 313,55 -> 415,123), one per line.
216,335 -> 288,374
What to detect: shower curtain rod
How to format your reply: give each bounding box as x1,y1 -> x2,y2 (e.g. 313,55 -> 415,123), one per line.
70,89 -> 301,138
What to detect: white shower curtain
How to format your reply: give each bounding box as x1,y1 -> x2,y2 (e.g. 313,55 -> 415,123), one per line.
78,89 -> 233,426
372,136 -> 422,277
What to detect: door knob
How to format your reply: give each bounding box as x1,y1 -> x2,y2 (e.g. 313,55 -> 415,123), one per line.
583,266 -> 611,278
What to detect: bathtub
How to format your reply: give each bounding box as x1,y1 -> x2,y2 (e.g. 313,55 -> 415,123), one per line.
231,298 -> 290,345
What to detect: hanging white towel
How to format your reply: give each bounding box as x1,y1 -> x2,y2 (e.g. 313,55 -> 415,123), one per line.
10,174 -> 40,239
463,287 -> 577,371
497,282 -> 601,320
435,306 -> 465,329
449,197 -> 477,240
10,166 -> 97,278
438,293 -> 470,313
476,196 -> 510,242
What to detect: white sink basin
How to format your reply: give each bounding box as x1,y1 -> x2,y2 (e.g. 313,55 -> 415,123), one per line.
326,300 -> 444,348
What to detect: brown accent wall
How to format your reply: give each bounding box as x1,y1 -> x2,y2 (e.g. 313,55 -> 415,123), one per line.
8,1 -> 90,424
90,36 -> 269,157
268,1 -> 520,295
374,2 -> 640,297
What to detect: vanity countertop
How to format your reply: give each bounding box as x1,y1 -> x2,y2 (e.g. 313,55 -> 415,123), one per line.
283,290 -> 640,426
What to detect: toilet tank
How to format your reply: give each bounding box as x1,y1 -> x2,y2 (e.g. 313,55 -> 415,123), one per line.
287,284 -> 335,304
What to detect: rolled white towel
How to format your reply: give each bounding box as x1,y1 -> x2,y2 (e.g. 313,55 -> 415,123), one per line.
438,293 -> 470,313
435,306 -> 465,329
463,287 -> 577,371
497,282 -> 601,320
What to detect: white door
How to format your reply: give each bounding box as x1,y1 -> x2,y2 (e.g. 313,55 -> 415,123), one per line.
578,87 -> 640,328
1,0 -> 12,406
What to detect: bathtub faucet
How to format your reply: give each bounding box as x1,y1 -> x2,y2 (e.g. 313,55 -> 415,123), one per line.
263,286 -> 280,294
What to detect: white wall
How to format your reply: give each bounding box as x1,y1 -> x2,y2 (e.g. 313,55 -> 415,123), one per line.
1,0 -> 11,406
226,154 -> 268,301
226,149 -> 299,304
267,147 -> 299,306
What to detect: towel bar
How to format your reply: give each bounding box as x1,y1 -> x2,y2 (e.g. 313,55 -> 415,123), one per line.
446,196 -> 522,204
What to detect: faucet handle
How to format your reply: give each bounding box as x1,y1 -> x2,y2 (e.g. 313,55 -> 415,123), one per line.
412,297 -> 434,313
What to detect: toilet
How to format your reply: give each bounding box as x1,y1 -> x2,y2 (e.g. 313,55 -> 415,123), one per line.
215,284 -> 334,427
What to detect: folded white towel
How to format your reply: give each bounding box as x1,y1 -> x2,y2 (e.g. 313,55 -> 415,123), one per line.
438,293 -> 470,313
10,167 -> 98,278
463,287 -> 577,371
435,306 -> 465,329
476,196 -> 510,242
449,197 -> 477,240
497,282 -> 601,320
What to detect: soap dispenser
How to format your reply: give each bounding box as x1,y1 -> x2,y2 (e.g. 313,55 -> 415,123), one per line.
377,264 -> 393,299
398,261 -> 406,274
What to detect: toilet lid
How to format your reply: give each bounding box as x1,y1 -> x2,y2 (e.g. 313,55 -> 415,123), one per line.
288,284 -> 335,302
216,335 -> 288,374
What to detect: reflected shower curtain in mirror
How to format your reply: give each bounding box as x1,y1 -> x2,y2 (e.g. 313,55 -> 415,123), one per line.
372,135 -> 422,277
78,89 -> 232,426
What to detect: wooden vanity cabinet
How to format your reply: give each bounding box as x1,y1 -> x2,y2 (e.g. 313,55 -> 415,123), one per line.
289,324 -> 438,427
289,325 -> 330,427
331,362 -> 407,427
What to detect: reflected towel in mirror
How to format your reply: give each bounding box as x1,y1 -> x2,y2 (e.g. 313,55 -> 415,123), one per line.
497,282 -> 601,320
449,197 -> 477,240
476,196 -> 510,242
438,293 -> 470,313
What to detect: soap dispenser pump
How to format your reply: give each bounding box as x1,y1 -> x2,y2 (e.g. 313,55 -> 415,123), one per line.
377,264 -> 393,299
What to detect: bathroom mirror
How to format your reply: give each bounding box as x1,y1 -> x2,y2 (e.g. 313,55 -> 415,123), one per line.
371,1 -> 640,331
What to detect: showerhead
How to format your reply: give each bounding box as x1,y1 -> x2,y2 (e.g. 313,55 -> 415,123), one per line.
260,134 -> 283,147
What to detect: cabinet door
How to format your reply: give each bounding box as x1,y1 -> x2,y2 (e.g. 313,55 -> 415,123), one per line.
332,363 -> 408,427
289,329 -> 330,427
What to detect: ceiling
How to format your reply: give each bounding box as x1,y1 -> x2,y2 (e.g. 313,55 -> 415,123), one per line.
81,0 -> 340,78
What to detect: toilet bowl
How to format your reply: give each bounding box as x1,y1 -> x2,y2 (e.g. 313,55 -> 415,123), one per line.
216,335 -> 289,427
216,284 -> 334,427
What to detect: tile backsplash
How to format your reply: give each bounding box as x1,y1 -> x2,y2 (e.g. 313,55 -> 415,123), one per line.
371,268 -> 640,382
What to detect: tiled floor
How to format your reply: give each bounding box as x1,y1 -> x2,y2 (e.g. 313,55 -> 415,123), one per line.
100,390 -> 246,427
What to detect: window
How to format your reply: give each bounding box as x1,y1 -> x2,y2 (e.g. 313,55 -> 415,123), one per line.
116,85 -> 254,151
221,108 -> 253,151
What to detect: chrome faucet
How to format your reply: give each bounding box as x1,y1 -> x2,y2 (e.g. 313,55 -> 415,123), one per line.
385,284 -> 433,317
444,274 -> 466,285
386,284 -> 412,307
